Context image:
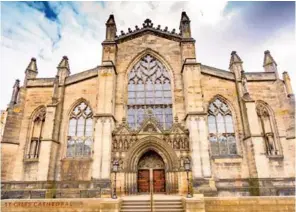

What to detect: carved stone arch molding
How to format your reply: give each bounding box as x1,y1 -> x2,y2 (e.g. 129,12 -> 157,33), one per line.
67,97 -> 94,117
124,48 -> 175,79
207,94 -> 237,116
124,136 -> 179,172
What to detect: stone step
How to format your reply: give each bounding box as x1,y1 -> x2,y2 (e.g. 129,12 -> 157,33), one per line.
121,209 -> 183,212
120,199 -> 184,212
122,202 -> 182,205
122,205 -> 183,208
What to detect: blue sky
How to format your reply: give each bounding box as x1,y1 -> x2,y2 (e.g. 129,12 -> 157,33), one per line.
0,1 -> 295,110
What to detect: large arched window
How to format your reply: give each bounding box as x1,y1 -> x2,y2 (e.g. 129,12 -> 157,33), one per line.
208,98 -> 237,156
256,102 -> 279,155
27,107 -> 46,159
67,102 -> 93,157
127,54 -> 173,130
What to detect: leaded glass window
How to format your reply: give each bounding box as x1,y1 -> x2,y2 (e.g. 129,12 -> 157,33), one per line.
67,102 -> 93,157
208,98 -> 237,156
127,54 -> 173,130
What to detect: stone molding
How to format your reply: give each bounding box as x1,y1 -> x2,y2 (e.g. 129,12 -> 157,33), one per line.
94,113 -> 117,123
123,136 -> 180,172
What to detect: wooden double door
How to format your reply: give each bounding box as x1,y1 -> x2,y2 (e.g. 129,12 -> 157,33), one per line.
138,169 -> 165,193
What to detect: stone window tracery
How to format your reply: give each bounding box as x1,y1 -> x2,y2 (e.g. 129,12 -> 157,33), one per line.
27,107 -> 46,159
256,102 -> 279,155
127,54 -> 173,130
208,98 -> 237,156
66,102 -> 93,157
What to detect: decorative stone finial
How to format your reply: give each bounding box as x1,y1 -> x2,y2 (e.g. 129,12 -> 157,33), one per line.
179,11 -> 191,38
58,55 -> 70,70
282,71 -> 294,97
10,79 -> 20,106
164,26 -> 168,32
26,57 -> 38,72
57,56 -> 70,84
263,50 -> 277,67
24,57 -> 38,87
263,50 -> 278,77
143,19 -> 153,28
229,51 -> 243,68
128,28 -> 132,33
106,14 -> 116,25
105,14 -> 117,40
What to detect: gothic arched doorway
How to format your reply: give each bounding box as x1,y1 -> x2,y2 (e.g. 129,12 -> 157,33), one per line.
137,150 -> 166,193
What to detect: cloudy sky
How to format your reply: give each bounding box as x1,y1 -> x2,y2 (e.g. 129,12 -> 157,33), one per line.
0,1 -> 295,110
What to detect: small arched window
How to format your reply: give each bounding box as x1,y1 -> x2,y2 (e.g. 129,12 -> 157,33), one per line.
208,98 -> 237,156
67,102 -> 93,157
256,102 -> 279,155
27,107 -> 46,159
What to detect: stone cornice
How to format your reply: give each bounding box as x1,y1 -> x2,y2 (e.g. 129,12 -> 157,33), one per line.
201,65 -> 235,81
116,28 -> 182,43
98,60 -> 117,75
94,113 -> 117,122
101,41 -> 117,46
41,138 -> 59,144
0,141 -> 19,145
184,112 -> 207,121
65,67 -> 98,85
243,135 -> 263,140
181,58 -> 199,74
200,65 -> 277,82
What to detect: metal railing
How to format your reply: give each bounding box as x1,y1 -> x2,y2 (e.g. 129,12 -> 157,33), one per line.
150,171 -> 154,212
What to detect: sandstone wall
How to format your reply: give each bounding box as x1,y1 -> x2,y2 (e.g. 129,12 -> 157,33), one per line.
56,77 -> 98,181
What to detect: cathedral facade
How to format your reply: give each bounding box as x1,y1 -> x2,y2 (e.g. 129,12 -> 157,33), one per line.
1,12 -> 295,198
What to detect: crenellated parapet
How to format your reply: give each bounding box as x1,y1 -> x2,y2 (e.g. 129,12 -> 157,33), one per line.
114,18 -> 184,43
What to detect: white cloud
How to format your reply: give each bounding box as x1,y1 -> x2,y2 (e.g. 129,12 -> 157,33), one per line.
0,1 -> 295,110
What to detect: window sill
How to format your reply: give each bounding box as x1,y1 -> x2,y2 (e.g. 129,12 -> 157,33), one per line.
267,155 -> 284,160
61,157 -> 93,161
211,155 -> 243,164
211,155 -> 242,159
23,158 -> 39,163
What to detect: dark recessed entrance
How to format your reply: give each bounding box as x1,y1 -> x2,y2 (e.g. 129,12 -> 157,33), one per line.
137,150 -> 165,193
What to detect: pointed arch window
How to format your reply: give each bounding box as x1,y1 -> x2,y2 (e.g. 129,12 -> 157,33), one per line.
27,107 -> 46,159
127,54 -> 173,130
256,102 -> 279,155
67,102 -> 93,157
208,98 -> 237,156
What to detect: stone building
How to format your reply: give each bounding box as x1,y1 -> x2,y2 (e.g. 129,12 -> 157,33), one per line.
1,12 -> 295,199
0,110 -> 8,143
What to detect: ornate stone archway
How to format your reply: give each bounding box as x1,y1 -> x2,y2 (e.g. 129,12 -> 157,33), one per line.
124,136 -> 179,172
122,136 -> 180,194
111,117 -> 190,195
